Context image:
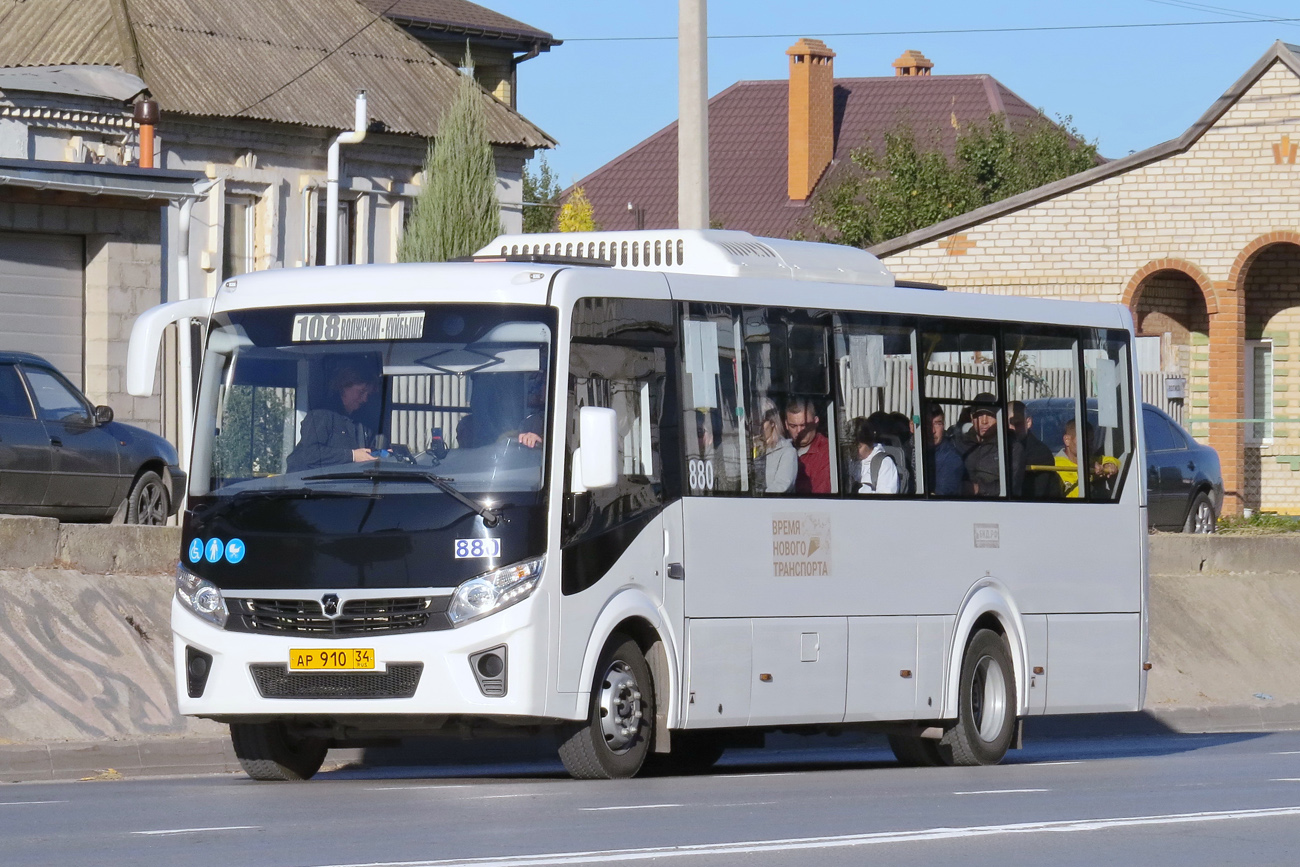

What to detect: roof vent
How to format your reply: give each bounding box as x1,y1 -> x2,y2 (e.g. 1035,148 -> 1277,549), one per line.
477,230 -> 895,287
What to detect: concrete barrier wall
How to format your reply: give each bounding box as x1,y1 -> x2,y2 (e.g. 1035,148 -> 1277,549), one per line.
1,518 -> 1299,749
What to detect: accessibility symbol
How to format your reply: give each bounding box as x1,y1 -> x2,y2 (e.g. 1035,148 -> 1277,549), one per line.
188,538 -> 204,564
225,538 -> 246,564
205,538 -> 224,563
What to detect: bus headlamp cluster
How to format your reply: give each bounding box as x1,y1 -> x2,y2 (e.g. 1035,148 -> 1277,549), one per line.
448,556 -> 545,626
176,565 -> 229,628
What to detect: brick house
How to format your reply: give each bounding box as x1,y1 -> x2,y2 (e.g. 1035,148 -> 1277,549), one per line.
873,40 -> 1300,516
0,0 -> 554,442
572,41 -> 1060,238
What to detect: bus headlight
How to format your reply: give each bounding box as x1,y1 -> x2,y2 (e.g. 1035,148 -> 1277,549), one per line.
448,556 -> 545,626
176,564 -> 228,628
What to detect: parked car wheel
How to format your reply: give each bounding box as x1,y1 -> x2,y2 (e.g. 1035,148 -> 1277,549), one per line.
1184,491 -> 1216,534
126,470 -> 169,525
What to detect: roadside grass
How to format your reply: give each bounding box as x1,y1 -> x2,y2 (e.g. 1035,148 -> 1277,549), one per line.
1216,512 -> 1300,535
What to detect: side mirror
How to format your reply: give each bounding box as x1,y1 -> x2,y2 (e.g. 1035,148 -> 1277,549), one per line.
578,406 -> 618,489
94,405 -> 114,426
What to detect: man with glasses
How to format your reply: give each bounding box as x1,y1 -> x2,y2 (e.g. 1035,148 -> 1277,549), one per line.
784,396 -> 830,494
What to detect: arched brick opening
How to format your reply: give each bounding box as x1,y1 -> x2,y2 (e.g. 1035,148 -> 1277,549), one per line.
1240,242 -> 1300,512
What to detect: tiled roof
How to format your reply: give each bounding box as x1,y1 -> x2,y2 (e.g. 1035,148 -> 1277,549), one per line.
573,73 -> 1049,238
0,0 -> 554,147
359,0 -> 558,46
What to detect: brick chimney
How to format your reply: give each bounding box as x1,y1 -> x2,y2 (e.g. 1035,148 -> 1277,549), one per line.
787,38 -> 836,202
892,50 -> 933,76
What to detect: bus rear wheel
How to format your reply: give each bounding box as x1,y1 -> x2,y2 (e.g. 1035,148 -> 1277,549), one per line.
938,629 -> 1016,766
230,722 -> 328,781
557,634 -> 655,780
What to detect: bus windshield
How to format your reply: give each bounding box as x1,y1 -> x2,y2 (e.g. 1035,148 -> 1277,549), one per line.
190,304 -> 554,500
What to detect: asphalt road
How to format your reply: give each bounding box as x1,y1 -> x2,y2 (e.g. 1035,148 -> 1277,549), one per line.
6,729 -> 1300,867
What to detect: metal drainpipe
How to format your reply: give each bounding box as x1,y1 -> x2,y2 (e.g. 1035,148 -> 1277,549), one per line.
133,99 -> 159,168
325,92 -> 368,266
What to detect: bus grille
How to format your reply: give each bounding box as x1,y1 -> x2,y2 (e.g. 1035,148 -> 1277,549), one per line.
250,664 -> 423,699
228,596 -> 451,637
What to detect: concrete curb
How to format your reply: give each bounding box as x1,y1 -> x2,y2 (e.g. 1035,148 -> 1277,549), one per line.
1149,533 -> 1300,575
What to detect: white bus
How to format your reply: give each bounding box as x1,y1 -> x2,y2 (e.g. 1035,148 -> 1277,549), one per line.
127,230 -> 1147,781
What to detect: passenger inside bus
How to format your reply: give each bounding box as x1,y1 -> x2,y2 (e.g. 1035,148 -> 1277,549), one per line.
956,393 -> 1023,497
1054,419 -> 1120,498
927,404 -> 965,496
456,372 -> 545,449
784,396 -> 830,494
851,415 -> 900,495
756,404 -> 798,494
285,363 -> 381,472
1009,400 -> 1063,498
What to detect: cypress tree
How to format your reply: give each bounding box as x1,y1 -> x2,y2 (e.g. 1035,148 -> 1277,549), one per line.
399,47 -> 502,262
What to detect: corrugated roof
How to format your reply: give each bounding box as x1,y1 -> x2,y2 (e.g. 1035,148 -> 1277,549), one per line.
358,0 -> 558,46
0,0 -> 554,147
573,73 -> 1055,238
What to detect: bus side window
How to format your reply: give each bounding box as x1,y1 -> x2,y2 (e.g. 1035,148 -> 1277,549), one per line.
1003,329 -> 1081,500
682,304 -> 747,495
920,328 -> 1004,498
740,307 -> 837,496
833,314 -> 919,496
562,298 -> 675,594
1081,329 -> 1135,502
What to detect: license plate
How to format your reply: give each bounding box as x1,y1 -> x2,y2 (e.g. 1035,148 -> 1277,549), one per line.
289,648 -> 375,670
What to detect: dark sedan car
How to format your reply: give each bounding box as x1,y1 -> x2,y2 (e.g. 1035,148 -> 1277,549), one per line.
1024,399 -> 1223,533
0,351 -> 185,524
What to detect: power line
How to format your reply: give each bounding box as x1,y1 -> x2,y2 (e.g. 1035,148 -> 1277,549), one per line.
1145,0 -> 1300,29
233,0 -> 406,117
559,17 -> 1300,43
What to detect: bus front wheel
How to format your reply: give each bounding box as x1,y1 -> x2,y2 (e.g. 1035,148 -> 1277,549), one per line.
557,634 -> 655,780
229,722 -> 328,781
938,628 -> 1017,766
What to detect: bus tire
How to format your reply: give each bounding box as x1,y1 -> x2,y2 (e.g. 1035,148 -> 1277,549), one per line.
643,731 -> 726,776
557,634 -> 654,780
938,629 -> 1016,766
887,733 -> 944,767
229,722 -> 328,781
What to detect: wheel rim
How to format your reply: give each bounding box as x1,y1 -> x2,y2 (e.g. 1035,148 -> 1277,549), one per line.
1194,501 -> 1214,533
971,655 -> 1008,743
136,481 -> 166,525
597,660 -> 644,754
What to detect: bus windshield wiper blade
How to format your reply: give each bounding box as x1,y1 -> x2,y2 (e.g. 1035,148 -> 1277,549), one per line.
303,469 -> 503,527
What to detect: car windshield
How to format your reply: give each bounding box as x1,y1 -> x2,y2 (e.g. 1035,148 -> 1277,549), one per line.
190,304 -> 554,499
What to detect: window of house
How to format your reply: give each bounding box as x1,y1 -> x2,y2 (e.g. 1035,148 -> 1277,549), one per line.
223,197 -> 255,279
315,198 -> 356,266
1247,339 -> 1274,444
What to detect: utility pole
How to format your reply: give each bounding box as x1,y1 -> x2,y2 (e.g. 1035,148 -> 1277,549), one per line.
678,0 -> 708,229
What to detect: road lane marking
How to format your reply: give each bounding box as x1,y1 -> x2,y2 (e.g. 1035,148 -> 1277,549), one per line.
471,794 -> 534,800
714,772 -> 801,779
1272,778 -> 1300,782
0,800 -> 67,806
953,788 -> 1049,795
305,805 -> 1300,867
1273,751 -> 1300,755
132,826 -> 259,836
1033,761 -> 1082,766
580,804 -> 682,812
367,785 -> 471,791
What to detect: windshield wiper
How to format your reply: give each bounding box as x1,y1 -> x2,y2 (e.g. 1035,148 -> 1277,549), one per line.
302,468 -> 504,527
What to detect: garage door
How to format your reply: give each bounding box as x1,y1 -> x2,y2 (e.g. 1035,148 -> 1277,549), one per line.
0,232 -> 85,387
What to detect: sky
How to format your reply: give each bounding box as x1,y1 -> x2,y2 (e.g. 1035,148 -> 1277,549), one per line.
482,0 -> 1300,187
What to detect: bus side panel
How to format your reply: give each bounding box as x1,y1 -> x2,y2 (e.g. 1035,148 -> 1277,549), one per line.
1023,614 -> 1049,715
1044,613 -> 1142,713
845,616 -> 917,722
685,618 -> 752,727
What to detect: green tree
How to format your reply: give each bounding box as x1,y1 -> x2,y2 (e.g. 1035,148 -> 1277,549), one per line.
522,156 -> 560,233
558,186 -> 599,233
811,112 -> 1099,247
399,47 -> 501,262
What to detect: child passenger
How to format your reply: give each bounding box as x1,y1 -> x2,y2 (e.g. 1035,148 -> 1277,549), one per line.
852,416 -> 899,495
